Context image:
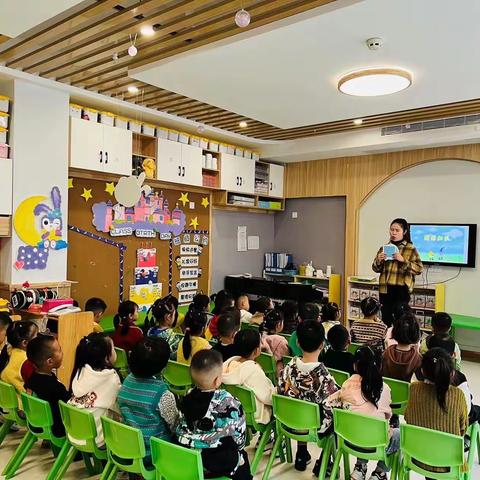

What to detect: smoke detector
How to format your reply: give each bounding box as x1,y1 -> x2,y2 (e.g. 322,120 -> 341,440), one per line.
366,37 -> 383,50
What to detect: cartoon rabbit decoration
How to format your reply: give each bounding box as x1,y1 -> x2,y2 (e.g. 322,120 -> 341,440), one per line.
34,186 -> 68,250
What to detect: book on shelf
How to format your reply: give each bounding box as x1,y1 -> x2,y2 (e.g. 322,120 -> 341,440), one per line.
359,289 -> 369,301
371,290 -> 380,301
349,306 -> 360,319
425,295 -> 435,309
264,252 -> 292,273
424,315 -> 432,329
415,310 -> 425,325
349,288 -> 360,301
414,295 -> 426,308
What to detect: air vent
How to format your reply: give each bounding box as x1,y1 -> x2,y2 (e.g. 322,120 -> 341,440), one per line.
381,113 -> 480,136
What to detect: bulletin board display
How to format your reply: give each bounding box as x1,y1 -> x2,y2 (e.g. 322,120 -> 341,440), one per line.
67,176 -> 211,315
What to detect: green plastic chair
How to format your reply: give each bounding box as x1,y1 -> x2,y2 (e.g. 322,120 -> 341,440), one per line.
282,355 -> 293,366
399,422 -> 478,480
263,394 -> 334,480
100,416 -> 155,480
384,376 -> 410,415
257,352 -> 277,384
330,408 -> 399,480
0,380 -> 26,446
467,422 -> 480,464
45,401 -> 110,480
348,342 -> 362,354
114,347 -> 129,380
2,392 -> 66,479
150,436 -> 229,480
163,360 -> 192,396
223,384 -> 275,475
280,333 -> 292,342
327,368 -> 350,387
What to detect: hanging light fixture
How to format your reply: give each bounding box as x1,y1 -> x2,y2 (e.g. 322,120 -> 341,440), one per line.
338,68 -> 412,96
239,121 -> 248,128
128,34 -> 138,57
235,9 -> 251,28
128,85 -> 139,94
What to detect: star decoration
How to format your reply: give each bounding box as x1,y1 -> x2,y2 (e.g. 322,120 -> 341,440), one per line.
178,192 -> 189,207
68,178 -> 74,189
201,196 -> 210,208
81,188 -> 93,202
189,216 -> 199,229
105,182 -> 115,196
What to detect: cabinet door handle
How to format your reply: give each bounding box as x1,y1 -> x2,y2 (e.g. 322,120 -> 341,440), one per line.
182,166 -> 185,177
270,182 -> 273,191
99,150 -> 103,163
105,151 -> 108,164
178,165 -> 182,176
236,176 -> 239,186
240,177 -> 243,186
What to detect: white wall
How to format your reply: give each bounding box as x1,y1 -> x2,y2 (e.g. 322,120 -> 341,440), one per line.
8,80 -> 69,284
358,160 -> 480,350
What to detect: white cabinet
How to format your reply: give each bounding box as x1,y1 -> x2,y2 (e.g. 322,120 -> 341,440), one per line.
268,163 -> 284,197
157,139 -> 202,186
0,158 -> 12,215
220,153 -> 255,194
70,117 -> 132,176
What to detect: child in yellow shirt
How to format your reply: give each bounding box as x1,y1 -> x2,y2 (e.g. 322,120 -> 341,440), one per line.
177,310 -> 211,365
85,297 -> 107,333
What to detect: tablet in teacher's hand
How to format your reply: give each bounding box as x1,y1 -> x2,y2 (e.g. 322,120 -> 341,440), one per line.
383,244 -> 399,260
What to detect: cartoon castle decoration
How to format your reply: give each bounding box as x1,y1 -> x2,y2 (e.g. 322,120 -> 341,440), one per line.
100,191 -> 183,232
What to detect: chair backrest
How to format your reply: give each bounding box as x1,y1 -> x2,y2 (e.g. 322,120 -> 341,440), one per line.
327,368 -> 350,387
347,343 -> 362,354
272,394 -> 320,442
0,380 -> 24,424
400,423 -> 464,478
333,409 -> 389,460
383,376 -> 410,415
279,333 -> 291,341
59,401 -> 99,452
257,353 -> 277,383
282,355 -> 293,365
150,437 -> 204,480
223,384 -> 256,426
163,360 -> 192,396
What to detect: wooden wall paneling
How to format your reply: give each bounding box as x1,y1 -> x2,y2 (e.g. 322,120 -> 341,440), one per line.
285,144 -> 480,312
68,176 -> 211,315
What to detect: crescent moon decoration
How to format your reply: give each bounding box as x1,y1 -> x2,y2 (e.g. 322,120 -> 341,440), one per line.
13,195 -> 47,246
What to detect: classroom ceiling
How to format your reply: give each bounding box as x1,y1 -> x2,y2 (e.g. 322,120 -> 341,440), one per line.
3,0 -> 480,141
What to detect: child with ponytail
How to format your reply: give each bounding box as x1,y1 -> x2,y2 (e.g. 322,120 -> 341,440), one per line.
176,309 -> 210,365
69,333 -> 121,446
405,347 -> 468,437
260,309 -> 289,366
350,297 -> 387,349
328,347 -> 398,480
0,312 -> 12,374
321,302 -> 341,335
145,297 -> 180,358
111,300 -> 142,352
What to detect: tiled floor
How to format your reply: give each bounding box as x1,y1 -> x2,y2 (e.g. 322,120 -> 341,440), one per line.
2,361 -> 480,479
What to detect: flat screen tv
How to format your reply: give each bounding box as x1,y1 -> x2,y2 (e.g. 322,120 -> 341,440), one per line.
410,223 -> 477,268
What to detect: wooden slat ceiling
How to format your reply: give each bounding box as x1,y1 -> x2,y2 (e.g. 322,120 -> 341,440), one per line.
2,0 -> 480,141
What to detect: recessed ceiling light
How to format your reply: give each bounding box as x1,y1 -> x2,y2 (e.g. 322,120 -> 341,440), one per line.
353,118 -> 363,125
239,121 -> 248,128
140,25 -> 155,36
128,85 -> 139,94
338,68 -> 412,96
235,9 -> 251,28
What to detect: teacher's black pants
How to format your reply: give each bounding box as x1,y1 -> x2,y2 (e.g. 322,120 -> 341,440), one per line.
379,285 -> 410,328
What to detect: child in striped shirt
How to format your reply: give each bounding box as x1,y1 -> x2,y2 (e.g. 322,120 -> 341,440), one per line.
350,297 -> 387,349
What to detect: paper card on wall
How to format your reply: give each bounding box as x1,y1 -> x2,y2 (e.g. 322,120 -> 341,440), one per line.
129,283 -> 162,312
135,266 -> 159,285
176,279 -> 199,292
247,236 -> 260,250
179,256 -> 199,267
237,226 -> 247,252
111,226 -> 133,237
180,245 -> 199,255
202,235 -> 209,246
160,232 -> 172,240
135,229 -> 156,238
173,236 -> 181,246
179,290 -> 197,305
137,248 -> 156,267
180,268 -> 199,279
193,234 -> 200,243
183,234 -> 190,243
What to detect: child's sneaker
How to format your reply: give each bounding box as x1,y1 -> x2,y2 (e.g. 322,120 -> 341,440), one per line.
294,449 -> 311,471
369,469 -> 387,480
351,461 -> 368,480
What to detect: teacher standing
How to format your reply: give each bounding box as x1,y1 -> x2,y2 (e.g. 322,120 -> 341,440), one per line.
372,218 -> 423,327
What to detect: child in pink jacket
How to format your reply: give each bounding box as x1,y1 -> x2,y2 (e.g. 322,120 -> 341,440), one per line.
260,309 -> 289,372
328,347 -> 399,480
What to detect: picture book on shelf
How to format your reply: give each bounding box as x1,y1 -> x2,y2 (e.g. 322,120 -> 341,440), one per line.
425,295 -> 435,309
349,306 -> 360,320
350,288 -> 360,301
414,295 -> 426,308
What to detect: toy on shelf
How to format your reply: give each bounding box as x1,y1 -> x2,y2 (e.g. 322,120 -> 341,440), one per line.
142,158 -> 156,179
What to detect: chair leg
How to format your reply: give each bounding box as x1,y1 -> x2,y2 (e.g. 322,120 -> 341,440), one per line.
343,451 -> 350,479
0,418 -> 13,445
82,452 -> 97,476
329,447 -> 343,480
92,454 -> 104,474
251,424 -> 273,475
285,437 -> 292,463
2,431 -> 36,478
46,443 -> 75,480
262,433 -> 283,480
317,437 -> 333,480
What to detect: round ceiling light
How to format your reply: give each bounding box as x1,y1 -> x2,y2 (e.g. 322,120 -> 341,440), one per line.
140,25 -> 155,36
235,9 -> 251,28
338,68 -> 412,96
128,85 -> 139,94
239,121 -> 248,128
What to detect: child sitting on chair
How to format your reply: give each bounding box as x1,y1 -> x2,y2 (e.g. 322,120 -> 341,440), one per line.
328,347 -> 398,480
236,294 -> 252,324
321,324 -> 355,375
213,310 -> 241,361
176,309 -> 211,365
111,300 -> 143,352
176,349 -> 252,480
118,337 -> 178,460
288,303 -> 322,357
278,320 -> 338,475
25,335 -> 70,438
84,297 -> 107,333
260,309 -> 289,367
350,297 -> 387,350
222,329 -> 275,425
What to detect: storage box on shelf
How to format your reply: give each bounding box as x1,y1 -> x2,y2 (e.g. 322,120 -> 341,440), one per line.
347,276 -> 445,331
0,95 -> 10,113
